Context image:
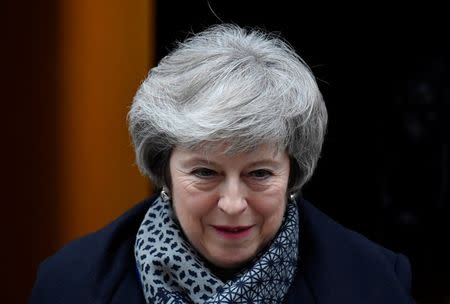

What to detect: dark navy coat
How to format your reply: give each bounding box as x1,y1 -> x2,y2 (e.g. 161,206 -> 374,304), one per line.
30,196 -> 414,303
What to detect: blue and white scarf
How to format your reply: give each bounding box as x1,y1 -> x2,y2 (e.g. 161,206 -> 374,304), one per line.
135,194 -> 299,304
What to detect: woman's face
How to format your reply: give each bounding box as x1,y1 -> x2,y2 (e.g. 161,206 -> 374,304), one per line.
169,144 -> 290,269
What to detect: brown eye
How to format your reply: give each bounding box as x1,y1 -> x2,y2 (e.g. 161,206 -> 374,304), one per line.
192,168 -> 217,179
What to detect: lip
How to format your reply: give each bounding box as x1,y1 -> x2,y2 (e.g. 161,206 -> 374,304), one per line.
212,225 -> 253,239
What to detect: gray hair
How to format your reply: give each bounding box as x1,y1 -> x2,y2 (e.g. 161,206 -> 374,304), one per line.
128,24 -> 328,193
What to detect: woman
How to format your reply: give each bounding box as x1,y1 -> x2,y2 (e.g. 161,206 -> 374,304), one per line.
30,24 -> 414,303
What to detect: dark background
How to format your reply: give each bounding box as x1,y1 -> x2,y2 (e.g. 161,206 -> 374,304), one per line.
156,1 -> 449,303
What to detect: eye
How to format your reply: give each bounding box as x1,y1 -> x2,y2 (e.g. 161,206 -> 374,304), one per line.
191,168 -> 218,179
248,169 -> 273,180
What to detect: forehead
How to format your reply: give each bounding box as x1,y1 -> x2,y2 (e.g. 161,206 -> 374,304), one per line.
184,140 -> 282,155
171,143 -> 287,164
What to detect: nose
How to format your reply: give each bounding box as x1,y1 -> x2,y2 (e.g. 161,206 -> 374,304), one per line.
217,177 -> 247,215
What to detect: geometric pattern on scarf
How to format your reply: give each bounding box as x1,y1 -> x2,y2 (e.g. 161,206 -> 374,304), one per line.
135,194 -> 299,304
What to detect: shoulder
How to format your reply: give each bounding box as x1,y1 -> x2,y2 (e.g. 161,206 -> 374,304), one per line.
293,198 -> 413,303
300,198 -> 404,260
29,196 -> 157,304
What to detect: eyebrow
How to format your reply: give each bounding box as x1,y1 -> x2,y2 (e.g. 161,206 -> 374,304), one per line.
180,157 -> 283,170
181,157 -> 218,167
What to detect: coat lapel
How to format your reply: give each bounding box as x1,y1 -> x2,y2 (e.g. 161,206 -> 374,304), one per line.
296,199 -> 412,304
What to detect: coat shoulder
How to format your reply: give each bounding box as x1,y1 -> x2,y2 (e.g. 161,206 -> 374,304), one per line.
291,198 -> 414,303
29,196 -> 156,304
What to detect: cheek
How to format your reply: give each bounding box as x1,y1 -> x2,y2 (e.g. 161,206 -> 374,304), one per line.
171,182 -> 217,230
254,182 -> 287,211
252,190 -> 287,237
260,204 -> 286,244
259,199 -> 286,225
173,183 -> 216,213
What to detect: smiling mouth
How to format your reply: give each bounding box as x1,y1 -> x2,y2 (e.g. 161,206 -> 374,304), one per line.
212,225 -> 253,238
214,226 -> 251,232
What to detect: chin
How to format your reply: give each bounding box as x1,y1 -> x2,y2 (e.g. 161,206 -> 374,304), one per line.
208,251 -> 255,269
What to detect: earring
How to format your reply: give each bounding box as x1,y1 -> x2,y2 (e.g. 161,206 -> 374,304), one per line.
289,193 -> 296,202
161,188 -> 171,202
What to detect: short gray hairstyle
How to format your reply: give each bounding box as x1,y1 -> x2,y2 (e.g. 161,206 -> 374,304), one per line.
128,24 -> 328,193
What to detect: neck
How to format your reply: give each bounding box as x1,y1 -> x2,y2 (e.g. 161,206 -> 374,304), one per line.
208,264 -> 244,282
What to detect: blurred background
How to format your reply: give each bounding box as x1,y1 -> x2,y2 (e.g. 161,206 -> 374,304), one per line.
5,0 -> 449,303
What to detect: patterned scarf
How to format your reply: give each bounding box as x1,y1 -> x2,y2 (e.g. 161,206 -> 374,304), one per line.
135,194 -> 299,304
